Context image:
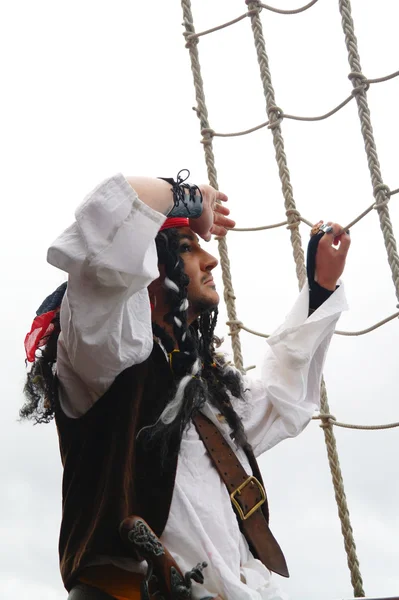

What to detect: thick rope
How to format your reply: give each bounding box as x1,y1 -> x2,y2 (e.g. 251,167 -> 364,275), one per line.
318,382 -> 365,597
246,1 -> 306,289
179,1 -> 399,595
181,0 -> 244,372
246,2 -> 365,595
339,0 -> 399,303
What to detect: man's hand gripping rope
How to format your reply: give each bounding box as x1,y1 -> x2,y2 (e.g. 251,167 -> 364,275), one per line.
309,220 -> 351,290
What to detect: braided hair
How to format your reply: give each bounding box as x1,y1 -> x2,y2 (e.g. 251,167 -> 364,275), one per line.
147,228 -> 249,454
21,228 -> 250,455
21,313 -> 60,423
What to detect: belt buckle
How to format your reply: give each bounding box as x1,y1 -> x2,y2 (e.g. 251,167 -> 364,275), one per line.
230,476 -> 266,521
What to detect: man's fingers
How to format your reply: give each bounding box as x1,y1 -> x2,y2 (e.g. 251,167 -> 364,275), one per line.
317,221 -> 350,257
216,191 -> 228,202
337,231 -> 351,256
214,212 -> 236,229
214,203 -> 231,216
318,223 -> 344,248
210,224 -> 228,237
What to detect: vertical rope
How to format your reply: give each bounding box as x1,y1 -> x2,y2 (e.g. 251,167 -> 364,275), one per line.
319,382 -> 365,597
246,1 -> 306,290
181,0 -> 245,372
339,0 -> 399,302
246,2 -> 365,595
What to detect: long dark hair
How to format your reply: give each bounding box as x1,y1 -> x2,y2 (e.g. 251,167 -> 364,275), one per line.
148,228 -> 249,452
21,312 -> 60,424
21,228 -> 249,451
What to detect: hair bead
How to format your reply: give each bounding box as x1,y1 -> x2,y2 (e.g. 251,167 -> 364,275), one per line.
164,277 -> 179,293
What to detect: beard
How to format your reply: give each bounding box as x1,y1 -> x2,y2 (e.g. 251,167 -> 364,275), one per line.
189,293 -> 219,316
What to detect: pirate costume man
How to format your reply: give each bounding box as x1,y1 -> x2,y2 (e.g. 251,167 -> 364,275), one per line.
23,173 -> 349,600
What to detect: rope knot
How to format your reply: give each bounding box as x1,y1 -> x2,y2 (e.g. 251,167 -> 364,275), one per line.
267,105 -> 284,129
373,183 -> 391,209
285,208 -> 301,230
348,71 -> 370,95
245,0 -> 262,12
201,127 -> 215,146
316,413 -> 337,429
184,32 -> 199,48
226,319 -> 243,335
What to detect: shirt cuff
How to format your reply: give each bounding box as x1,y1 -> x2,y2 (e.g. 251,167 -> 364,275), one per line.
267,282 -> 348,346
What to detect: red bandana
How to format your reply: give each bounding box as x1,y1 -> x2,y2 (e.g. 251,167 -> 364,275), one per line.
24,309 -> 59,362
160,217 -> 189,231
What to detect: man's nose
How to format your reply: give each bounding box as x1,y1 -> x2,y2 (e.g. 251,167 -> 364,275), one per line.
201,249 -> 218,271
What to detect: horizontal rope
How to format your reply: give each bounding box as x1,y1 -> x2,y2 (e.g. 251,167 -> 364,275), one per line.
233,219 -> 288,232
227,308 -> 399,341
335,311 -> 399,336
199,69 -> 398,140
184,0 -> 321,46
257,0 -> 319,15
313,414 -> 399,431
228,185 -> 397,234
227,320 -> 269,338
183,10 -> 256,45
367,69 -> 399,84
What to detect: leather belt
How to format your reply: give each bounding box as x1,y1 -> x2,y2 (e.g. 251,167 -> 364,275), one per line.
193,412 -> 289,578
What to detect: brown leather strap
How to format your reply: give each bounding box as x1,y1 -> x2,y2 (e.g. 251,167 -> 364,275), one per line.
193,412 -> 289,578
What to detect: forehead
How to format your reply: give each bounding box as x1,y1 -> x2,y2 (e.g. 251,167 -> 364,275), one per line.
177,227 -> 200,243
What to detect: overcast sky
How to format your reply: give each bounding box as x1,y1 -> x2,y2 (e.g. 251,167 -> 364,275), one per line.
2,1 -> 398,599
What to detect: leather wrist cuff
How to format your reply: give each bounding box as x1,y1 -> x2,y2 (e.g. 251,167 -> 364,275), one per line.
306,231 -> 338,315
309,281 -> 336,313
158,170 -> 203,219
168,189 -> 203,218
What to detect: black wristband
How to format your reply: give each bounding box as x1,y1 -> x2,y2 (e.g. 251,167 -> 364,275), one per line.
308,281 -> 335,314
158,170 -> 203,219
307,230 -> 337,315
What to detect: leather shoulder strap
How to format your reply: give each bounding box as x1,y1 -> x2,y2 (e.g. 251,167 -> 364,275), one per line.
193,412 -> 289,578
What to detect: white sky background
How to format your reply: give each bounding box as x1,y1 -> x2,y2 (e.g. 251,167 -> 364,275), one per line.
1,0 -> 398,599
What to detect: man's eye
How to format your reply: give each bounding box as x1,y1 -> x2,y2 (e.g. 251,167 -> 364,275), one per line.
180,243 -> 192,253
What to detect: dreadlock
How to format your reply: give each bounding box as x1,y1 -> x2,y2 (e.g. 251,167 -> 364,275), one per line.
21,228 -> 250,456
147,228 -> 249,455
20,313 -> 60,423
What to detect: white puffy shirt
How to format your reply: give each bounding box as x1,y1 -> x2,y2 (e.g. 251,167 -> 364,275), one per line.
48,174 -> 348,600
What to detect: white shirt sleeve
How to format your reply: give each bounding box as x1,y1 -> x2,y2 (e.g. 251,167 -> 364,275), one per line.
234,283 -> 348,457
47,174 -> 166,402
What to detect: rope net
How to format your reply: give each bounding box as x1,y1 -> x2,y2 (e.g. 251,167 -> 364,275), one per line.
180,0 -> 398,597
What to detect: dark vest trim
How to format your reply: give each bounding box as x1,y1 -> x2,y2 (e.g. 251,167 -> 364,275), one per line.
55,343 -> 177,590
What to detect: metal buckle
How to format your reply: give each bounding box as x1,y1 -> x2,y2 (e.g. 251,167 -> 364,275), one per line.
230,476 -> 266,521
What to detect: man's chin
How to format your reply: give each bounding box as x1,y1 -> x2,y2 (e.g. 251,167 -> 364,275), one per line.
191,291 -> 219,314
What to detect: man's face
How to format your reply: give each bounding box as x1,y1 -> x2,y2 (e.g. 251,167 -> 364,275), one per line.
177,227 -> 219,315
